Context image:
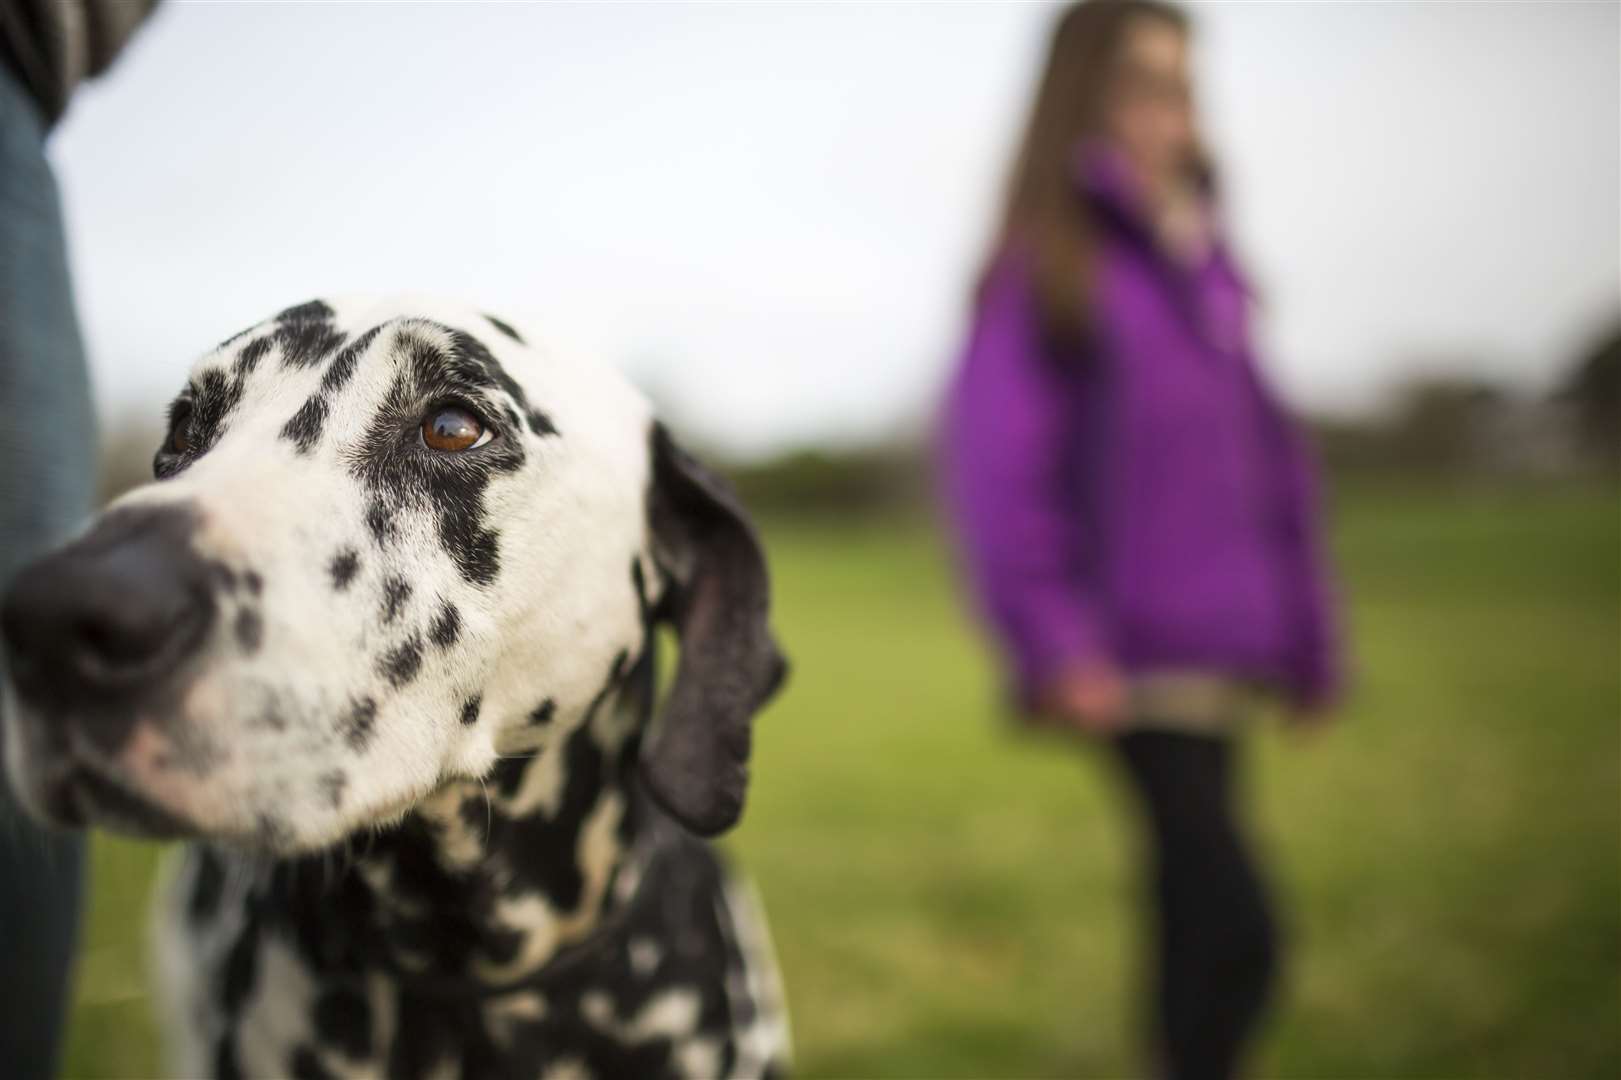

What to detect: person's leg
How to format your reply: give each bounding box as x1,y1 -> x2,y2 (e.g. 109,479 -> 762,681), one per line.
0,60 -> 97,1080
1115,730 -> 1279,1080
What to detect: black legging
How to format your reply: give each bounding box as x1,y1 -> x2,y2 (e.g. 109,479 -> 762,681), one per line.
1115,730 -> 1279,1080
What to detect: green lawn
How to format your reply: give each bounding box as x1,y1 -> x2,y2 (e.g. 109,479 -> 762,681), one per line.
63,483 -> 1620,1078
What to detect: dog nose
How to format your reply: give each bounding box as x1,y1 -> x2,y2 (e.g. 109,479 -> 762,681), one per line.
2,505 -> 215,706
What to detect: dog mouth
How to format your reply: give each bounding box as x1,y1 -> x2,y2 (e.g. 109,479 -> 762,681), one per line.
39,763 -> 195,839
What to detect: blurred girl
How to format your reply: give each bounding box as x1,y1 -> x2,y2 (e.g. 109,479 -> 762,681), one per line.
942,2 -> 1343,1077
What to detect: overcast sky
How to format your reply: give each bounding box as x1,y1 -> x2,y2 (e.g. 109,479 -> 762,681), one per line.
50,1 -> 1620,459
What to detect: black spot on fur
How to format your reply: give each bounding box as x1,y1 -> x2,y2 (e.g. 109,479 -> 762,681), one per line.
290,1045 -> 335,1080
317,770 -> 348,809
245,570 -> 262,595
342,697 -> 377,751
187,850 -> 225,924
429,601 -> 461,649
282,395 -> 329,454
365,499 -> 396,547
192,367 -> 242,449
484,313 -> 524,343
208,561 -> 238,593
380,634 -> 424,688
387,993 -> 462,1080
330,549 -> 360,591
235,609 -> 263,653
321,326 -> 383,395
281,323 -> 348,370
276,300 -> 335,323
381,576 -> 412,624
222,927 -> 258,1014
313,986 -> 373,1060
528,699 -> 556,726
275,301 -> 347,370
460,696 -> 481,726
215,1038 -> 242,1080
458,795 -> 483,830
450,527 -> 502,588
479,925 -> 525,966
493,753 -> 533,800
236,335 -> 272,374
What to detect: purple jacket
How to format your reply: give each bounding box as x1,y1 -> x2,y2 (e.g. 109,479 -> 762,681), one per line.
942,154 -> 1342,710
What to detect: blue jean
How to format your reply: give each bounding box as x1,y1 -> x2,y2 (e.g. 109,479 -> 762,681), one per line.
0,60 -> 97,1080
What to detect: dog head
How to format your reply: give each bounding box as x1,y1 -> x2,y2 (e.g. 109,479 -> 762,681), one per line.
1,298 -> 784,852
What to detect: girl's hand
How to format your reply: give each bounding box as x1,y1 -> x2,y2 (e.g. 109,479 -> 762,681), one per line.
1039,662 -> 1129,736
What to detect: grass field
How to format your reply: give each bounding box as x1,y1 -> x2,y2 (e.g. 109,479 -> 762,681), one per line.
62,482 -> 1619,1078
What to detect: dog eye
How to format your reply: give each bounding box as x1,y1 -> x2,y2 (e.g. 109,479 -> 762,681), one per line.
167,402 -> 194,455
421,406 -> 491,452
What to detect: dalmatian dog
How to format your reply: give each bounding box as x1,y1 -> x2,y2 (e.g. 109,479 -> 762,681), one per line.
0,298 -> 791,1079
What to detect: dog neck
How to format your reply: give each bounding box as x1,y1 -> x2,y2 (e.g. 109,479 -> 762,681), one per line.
265,649 -> 662,991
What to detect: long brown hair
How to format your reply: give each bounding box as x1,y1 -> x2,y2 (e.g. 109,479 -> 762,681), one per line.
988,0 -> 1192,343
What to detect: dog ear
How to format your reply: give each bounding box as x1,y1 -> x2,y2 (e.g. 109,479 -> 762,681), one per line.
640,423 -> 787,837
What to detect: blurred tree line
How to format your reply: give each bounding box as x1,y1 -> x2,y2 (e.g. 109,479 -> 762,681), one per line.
727,324 -> 1620,518
732,321 -> 1621,515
